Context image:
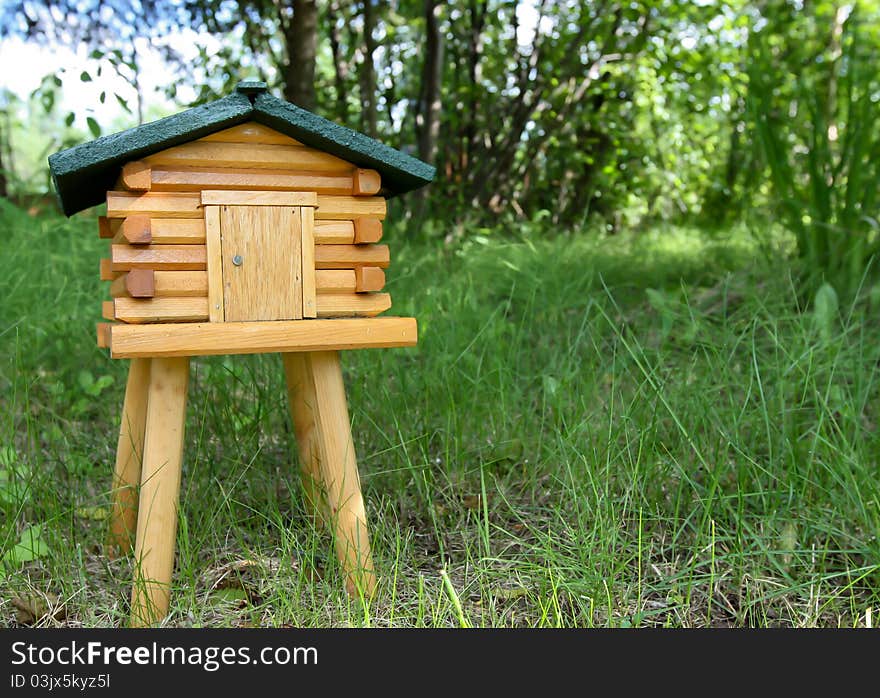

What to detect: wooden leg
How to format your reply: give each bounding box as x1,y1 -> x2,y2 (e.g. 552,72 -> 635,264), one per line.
283,351 -> 376,596
130,356 -> 189,627
107,358 -> 151,557
282,353 -> 328,526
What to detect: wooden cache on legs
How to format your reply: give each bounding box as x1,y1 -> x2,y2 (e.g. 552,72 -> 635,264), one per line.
49,81 -> 434,626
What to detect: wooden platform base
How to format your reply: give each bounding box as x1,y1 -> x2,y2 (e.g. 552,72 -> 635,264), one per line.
108,317 -> 417,358
108,350 -> 380,627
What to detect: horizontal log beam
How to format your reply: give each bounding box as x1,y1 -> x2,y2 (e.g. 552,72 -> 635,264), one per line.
111,244 -> 206,271
201,190 -> 318,207
100,258 -> 119,281
353,217 -> 383,243
106,191 -> 203,219
118,215 -> 151,244
98,216 -> 113,239
96,322 -> 112,349
109,317 -> 418,358
316,269 -> 356,293
113,297 -> 209,323
110,269 -> 155,298
317,293 -> 391,317
107,191 -> 386,224
111,218 -> 206,245
144,142 -> 352,172
353,169 -> 381,196
315,220 -> 354,244
355,266 -> 386,292
121,161 -> 151,191
314,244 -> 389,269
108,292 -> 391,323
151,167 -> 356,195
314,196 -> 386,220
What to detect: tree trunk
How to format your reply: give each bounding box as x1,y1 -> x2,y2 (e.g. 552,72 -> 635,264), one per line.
464,1 -> 486,170
358,0 -> 378,136
284,0 -> 318,111
417,0 -> 443,165
327,0 -> 350,121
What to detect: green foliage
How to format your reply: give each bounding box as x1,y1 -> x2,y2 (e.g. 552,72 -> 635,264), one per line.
2,206 -> 877,626
748,3 -> 880,299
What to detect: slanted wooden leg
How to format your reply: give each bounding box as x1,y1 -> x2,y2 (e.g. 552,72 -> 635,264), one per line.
283,353 -> 328,526
107,358 -> 151,557
283,351 -> 376,596
130,356 -> 189,627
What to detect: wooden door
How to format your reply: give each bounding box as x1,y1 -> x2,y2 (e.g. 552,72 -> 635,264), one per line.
204,197 -> 316,322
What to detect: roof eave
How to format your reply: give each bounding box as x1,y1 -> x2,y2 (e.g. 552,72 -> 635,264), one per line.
251,93 -> 435,195
48,92 -> 254,216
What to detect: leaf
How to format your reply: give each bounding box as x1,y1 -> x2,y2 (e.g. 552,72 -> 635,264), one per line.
86,117 -> 101,138
115,93 -> 131,113
2,525 -> 49,569
77,370 -> 93,391
79,70 -> 91,82
40,90 -> 55,114
208,587 -> 250,608
812,282 -> 838,342
99,91 -> 106,104
64,112 -> 75,127
75,506 -> 110,521
0,445 -> 15,467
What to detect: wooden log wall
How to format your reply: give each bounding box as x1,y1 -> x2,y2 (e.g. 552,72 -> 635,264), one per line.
99,123 -> 395,330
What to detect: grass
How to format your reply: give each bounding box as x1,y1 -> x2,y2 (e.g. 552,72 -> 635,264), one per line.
0,199 -> 878,627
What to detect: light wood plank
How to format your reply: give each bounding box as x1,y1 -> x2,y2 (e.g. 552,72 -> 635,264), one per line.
291,207 -> 303,319
355,266 -> 386,292
315,220 -> 355,244
114,219 -> 205,245
353,169 -> 381,196
111,244 -> 206,271
110,269 -> 155,298
112,271 -> 208,298
110,317 -> 418,358
106,191 -> 203,219
102,300 -> 115,320
204,206 -> 224,322
100,258 -> 119,281
353,217 -> 383,243
130,356 -> 189,627
317,293 -> 391,317
220,205 -> 300,321
301,206 -> 316,318
315,195 -> 386,220
316,270 -> 357,293
113,297 -> 209,323
199,123 -> 303,146
145,141 -> 353,172
152,271 -> 208,297
107,358 -> 151,557
120,215 -> 152,244
315,244 -> 389,269
152,167 -> 354,195
121,161 -> 152,191
96,322 -> 112,348
201,190 -> 318,207
98,216 -> 113,239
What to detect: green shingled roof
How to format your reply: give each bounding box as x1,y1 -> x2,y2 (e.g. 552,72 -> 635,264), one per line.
48,82 -> 435,217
